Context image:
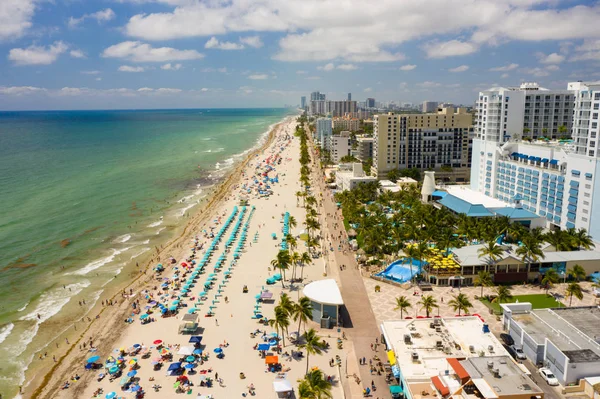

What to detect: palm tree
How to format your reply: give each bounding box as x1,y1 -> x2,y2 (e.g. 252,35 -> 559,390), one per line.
292,296 -> 313,333
477,242 -> 505,273
269,307 -> 290,348
286,234 -> 298,254
448,293 -> 473,315
300,328 -> 326,375
289,215 -> 298,230
474,271 -> 493,298
278,293 -> 295,316
418,295 -> 438,318
394,296 -> 412,319
565,282 -> 583,306
571,228 -> 594,250
298,369 -> 332,399
296,191 -> 305,207
516,235 -> 545,273
542,268 -> 560,295
299,252 -> 312,280
290,251 -> 301,281
271,250 -> 291,288
568,264 -> 587,282
544,230 -> 572,251
493,286 -> 513,304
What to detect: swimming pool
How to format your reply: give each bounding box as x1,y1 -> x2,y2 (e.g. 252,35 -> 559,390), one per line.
376,258 -> 424,283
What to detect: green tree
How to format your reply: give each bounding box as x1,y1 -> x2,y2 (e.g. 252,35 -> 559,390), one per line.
544,230 -> 572,251
362,158 -> 373,175
300,328 -> 326,375
570,228 -> 595,250
448,293 -> 473,315
394,296 -> 412,319
542,268 -> 560,295
558,125 -> 568,136
516,235 -> 545,273
290,251 -> 301,281
387,169 -> 400,183
269,307 -> 290,348
298,369 -> 333,399
565,282 -> 583,306
493,286 -> 513,304
286,234 -> 298,254
299,251 -> 312,280
418,295 -> 438,318
271,250 -> 291,287
289,215 -> 298,230
340,155 -> 360,163
568,264 -> 587,282
477,242 -> 505,273
474,271 -> 494,298
292,296 -> 313,334
278,293 -> 295,317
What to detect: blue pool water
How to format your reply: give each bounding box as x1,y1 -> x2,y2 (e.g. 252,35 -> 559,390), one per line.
376,258 -> 423,283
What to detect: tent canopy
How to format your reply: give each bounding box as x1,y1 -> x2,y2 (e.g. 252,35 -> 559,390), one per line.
177,346 -> 195,356
273,379 -> 293,393
265,355 -> 279,364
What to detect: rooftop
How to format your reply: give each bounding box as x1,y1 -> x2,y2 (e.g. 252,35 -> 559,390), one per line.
438,195 -> 495,217
510,307 -> 600,362
445,186 -> 508,209
302,279 -> 344,306
460,356 -> 543,398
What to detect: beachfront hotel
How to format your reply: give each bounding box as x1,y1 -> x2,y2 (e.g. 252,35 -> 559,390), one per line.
316,117 -> 332,149
372,106 -> 474,182
381,317 -> 544,399
471,81 -> 600,240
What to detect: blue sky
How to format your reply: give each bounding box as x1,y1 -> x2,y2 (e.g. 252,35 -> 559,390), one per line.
2,0 -> 600,110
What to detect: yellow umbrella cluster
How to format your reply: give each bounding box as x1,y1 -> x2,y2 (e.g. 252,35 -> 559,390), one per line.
425,247 -> 460,270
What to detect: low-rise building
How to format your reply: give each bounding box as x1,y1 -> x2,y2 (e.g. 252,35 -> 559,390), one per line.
380,178 -> 417,193
335,163 -> 377,191
356,136 -> 374,161
502,304 -> 600,386
381,317 -> 542,399
330,131 -> 351,163
333,117 -> 360,132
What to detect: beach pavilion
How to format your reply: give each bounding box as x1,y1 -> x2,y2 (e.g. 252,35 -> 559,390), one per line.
302,279 -> 344,329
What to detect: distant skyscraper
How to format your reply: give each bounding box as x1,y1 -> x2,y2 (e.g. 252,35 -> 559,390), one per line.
366,98 -> 375,108
347,93 -> 352,101
301,96 -> 306,109
310,91 -> 326,101
422,101 -> 438,113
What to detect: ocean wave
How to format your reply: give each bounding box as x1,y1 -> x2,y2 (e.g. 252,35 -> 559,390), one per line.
204,148 -> 225,153
19,281 -> 90,324
130,247 -> 150,260
69,247 -> 131,276
0,323 -> 15,345
155,227 -> 166,235
17,301 -> 30,312
177,202 -> 198,218
215,157 -> 235,170
147,219 -> 163,228
113,234 -> 132,244
200,137 -> 213,141
142,239 -> 150,244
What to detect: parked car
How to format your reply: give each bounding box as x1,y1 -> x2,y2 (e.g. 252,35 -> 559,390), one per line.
539,368 -> 559,386
510,345 -> 527,360
500,333 -> 514,346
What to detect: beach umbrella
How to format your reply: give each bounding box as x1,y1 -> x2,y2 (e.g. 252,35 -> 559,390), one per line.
213,347 -> 223,354
133,344 -> 141,349
184,363 -> 195,369
127,370 -> 137,377
106,392 -> 117,399
160,348 -> 170,355
185,355 -> 196,362
187,308 -> 197,314
87,355 -> 100,364
129,359 -> 137,365
131,385 -> 141,392
140,314 -> 149,320
169,306 -> 177,312
108,366 -> 120,375
193,349 -> 202,355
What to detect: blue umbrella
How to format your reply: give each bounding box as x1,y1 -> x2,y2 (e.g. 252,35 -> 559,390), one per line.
184,363 -> 195,369
127,370 -> 137,377
106,393 -> 117,399
213,347 -> 223,354
108,366 -> 120,374
130,385 -> 141,392
168,305 -> 177,312
187,308 -> 197,314
133,344 -> 141,349
193,349 -> 203,355
87,355 -> 100,363
140,314 -> 149,320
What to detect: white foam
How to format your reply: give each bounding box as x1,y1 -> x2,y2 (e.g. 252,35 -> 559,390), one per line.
113,234 -> 132,243
142,239 -> 150,244
177,201 -> 198,217
0,323 -> 14,345
130,247 -> 150,260
19,281 -> 90,324
147,219 -> 163,228
17,301 -> 29,312
204,148 -> 224,153
69,247 -> 131,275
155,227 -> 166,235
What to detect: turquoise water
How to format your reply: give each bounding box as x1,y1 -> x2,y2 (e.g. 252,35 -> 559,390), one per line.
377,258 -> 423,283
0,108 -> 291,395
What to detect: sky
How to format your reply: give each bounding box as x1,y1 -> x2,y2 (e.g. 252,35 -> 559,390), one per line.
2,0 -> 600,110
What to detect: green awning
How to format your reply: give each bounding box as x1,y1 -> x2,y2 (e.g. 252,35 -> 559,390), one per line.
390,385 -> 403,394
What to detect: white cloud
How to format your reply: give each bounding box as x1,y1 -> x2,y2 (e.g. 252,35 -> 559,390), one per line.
201,88 -> 209,92
501,73 -> 509,78
489,63 -> 518,71
0,85 -> 46,95
8,41 -> 68,65
449,65 -> 469,73
102,41 -> 204,62
248,74 -> 268,80
0,0 -> 36,41
161,63 -> 182,70
520,67 -> 550,77
399,64 -> 417,71
239,36 -> 263,48
545,65 -> 560,71
423,40 -> 477,58
337,64 -> 357,70
96,77 -> 102,81
317,63 -> 357,71
570,39 -> 600,61
364,87 -> 372,93
121,1 -> 600,64
81,70 -> 101,75
68,8 -> 116,28
70,50 -> 86,59
536,52 -> 564,64
118,65 -> 145,72
317,63 -> 335,71
205,37 -> 244,50
305,76 -> 321,80
417,81 -> 442,88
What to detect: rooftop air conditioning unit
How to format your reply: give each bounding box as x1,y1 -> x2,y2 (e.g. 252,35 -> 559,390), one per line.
493,368 -> 501,378
488,345 -> 494,353
487,361 -> 494,369
444,346 -> 452,354
469,345 -> 475,353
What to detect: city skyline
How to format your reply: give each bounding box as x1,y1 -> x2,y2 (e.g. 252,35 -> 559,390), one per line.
2,1 -> 600,110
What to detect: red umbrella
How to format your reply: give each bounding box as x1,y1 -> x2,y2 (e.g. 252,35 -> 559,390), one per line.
153,340 -> 163,345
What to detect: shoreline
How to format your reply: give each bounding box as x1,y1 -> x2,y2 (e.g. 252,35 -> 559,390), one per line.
25,116 -> 294,399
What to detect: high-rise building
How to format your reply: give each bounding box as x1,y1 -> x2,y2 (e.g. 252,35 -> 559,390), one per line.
470,81 -> 600,239
310,100 -> 327,115
316,117 -> 332,149
372,107 -> 473,181
422,101 -> 438,113
325,100 -> 357,117
332,117 -> 360,132
356,136 -> 374,161
300,96 -> 306,110
366,98 -> 376,108
347,93 -> 352,101
475,82 -> 574,143
329,131 -> 351,163
310,91 -> 326,101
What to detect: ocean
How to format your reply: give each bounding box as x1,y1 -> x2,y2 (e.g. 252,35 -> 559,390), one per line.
0,108 -> 291,396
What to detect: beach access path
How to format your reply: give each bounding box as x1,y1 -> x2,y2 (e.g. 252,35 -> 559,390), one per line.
309,134 -> 392,399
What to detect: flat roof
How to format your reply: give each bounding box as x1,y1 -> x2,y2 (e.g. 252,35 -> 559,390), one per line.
302,279 -> 344,305
381,317 -> 508,381
438,195 -> 495,217
461,356 -> 543,397
511,307 -> 600,363
445,186 -> 507,208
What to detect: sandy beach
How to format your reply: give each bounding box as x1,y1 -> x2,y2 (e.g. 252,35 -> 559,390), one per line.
27,117 -> 351,399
